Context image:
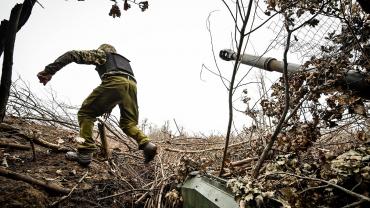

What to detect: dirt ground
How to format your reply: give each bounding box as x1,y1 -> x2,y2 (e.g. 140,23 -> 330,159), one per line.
2,116 -> 369,208
0,117 -> 158,208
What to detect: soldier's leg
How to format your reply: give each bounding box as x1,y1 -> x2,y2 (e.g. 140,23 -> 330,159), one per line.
117,78 -> 156,163
118,82 -> 150,146
77,79 -> 121,153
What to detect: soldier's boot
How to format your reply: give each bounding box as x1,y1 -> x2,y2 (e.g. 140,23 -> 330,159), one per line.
139,142 -> 157,163
65,151 -> 93,167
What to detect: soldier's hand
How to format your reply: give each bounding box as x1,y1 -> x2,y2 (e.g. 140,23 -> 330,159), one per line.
37,70 -> 52,86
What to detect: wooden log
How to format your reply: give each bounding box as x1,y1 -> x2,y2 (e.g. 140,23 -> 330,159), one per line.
0,141 -> 30,150
0,167 -> 71,194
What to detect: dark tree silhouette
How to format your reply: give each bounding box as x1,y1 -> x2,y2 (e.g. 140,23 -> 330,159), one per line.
0,0 -> 37,122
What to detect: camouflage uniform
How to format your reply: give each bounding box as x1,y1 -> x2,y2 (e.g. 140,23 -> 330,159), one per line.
44,48 -> 150,153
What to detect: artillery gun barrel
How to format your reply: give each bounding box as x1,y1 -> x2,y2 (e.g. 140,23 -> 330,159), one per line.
219,49 -> 370,100
219,49 -> 302,73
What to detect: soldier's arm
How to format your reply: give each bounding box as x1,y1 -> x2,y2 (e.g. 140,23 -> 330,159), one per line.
44,49 -> 107,75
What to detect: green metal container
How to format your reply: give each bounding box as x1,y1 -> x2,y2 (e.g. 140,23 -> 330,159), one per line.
181,173 -> 239,208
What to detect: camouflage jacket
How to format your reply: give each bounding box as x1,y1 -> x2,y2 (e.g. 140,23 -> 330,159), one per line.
44,50 -> 107,75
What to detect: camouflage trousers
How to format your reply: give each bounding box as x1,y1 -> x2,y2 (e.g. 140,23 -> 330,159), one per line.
77,75 -> 150,152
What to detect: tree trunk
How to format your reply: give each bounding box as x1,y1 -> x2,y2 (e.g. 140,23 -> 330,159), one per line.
0,0 -> 36,57
0,4 -> 23,122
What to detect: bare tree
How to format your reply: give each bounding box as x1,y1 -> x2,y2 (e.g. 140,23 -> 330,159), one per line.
0,0 -> 37,122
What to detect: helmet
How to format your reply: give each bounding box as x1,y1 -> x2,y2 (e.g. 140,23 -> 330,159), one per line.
98,44 -> 117,53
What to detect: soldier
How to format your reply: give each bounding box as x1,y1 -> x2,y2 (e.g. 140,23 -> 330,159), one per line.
37,44 -> 157,166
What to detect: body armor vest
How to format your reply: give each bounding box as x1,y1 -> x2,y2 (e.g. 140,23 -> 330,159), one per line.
95,53 -> 134,78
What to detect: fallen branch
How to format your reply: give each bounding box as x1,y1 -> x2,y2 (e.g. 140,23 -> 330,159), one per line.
0,123 -> 70,152
0,141 -> 30,150
164,147 -> 221,153
0,167 -> 71,194
50,171 -> 89,207
164,140 -> 250,153
230,157 -> 258,167
32,136 -> 70,152
163,141 -> 225,146
98,122 -> 110,160
97,188 -> 151,201
157,184 -> 165,208
135,163 -> 160,204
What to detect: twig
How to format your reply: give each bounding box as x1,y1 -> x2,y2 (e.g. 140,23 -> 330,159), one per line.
97,189 -> 151,201
50,171 -> 89,206
220,0 -> 254,177
252,14 -> 292,179
97,118 -> 134,150
341,200 -> 366,208
98,122 -> 110,160
135,186 -> 156,204
351,177 -> 362,191
297,185 -> 329,195
173,118 -> 183,136
165,140 -> 250,153
269,172 -> 370,203
157,184 -> 165,208
0,167 -> 70,194
164,141 -> 225,146
158,150 -> 165,178
135,162 -> 159,204
30,138 -> 36,161
35,1 -> 45,9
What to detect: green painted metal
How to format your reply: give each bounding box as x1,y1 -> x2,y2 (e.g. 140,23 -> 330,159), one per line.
181,173 -> 239,208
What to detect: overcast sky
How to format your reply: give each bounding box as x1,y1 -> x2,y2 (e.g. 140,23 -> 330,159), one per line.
0,0 -> 291,135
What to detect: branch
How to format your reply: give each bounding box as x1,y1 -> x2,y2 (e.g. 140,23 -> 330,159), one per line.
97,189 -> 152,201
97,117 -> 135,150
219,0 -> 254,177
0,167 -> 71,194
269,172 -> 370,203
230,157 -> 258,167
252,14 -> 292,179
0,123 -> 71,152
0,141 -> 31,150
165,140 -> 250,153
206,11 -> 230,90
50,171 -> 89,206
